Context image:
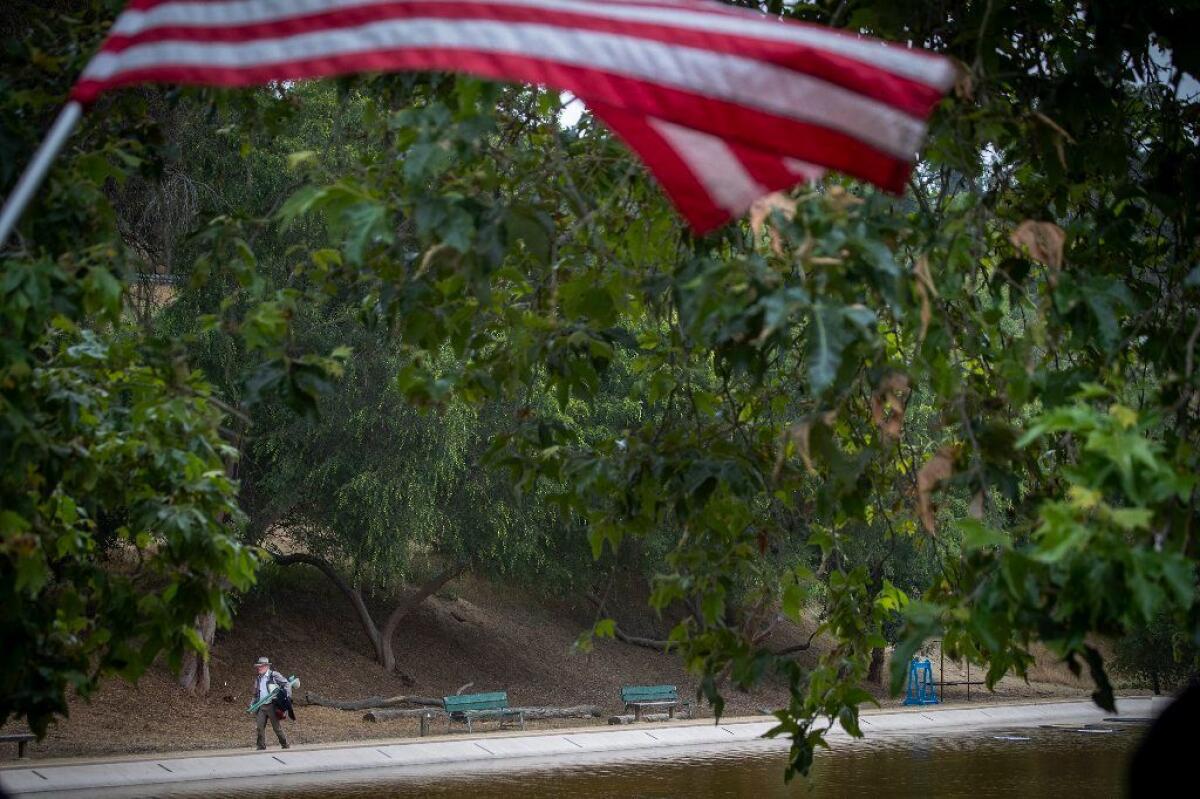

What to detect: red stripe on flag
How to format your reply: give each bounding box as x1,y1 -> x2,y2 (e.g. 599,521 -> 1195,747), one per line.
73,46 -> 914,191
72,0 -> 955,232
95,2 -> 945,117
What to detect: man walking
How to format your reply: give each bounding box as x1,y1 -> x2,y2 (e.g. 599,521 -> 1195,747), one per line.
252,656 -> 291,750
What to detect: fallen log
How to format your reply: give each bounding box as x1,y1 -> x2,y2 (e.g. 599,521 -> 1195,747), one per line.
509,705 -> 601,720
363,704 -> 602,723
612,712 -> 674,723
364,708 -> 445,722
306,692 -> 441,711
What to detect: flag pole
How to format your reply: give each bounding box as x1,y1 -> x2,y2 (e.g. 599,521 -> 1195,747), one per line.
0,100 -> 84,250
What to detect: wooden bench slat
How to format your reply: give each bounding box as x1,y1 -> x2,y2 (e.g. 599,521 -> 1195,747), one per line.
444,691 -> 508,711
624,700 -> 679,707
441,691 -> 524,734
1,732 -> 35,759
620,684 -> 687,722
621,685 -> 679,703
444,697 -> 507,712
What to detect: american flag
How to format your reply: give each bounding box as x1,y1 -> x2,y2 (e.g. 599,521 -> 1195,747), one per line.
72,0 -> 956,232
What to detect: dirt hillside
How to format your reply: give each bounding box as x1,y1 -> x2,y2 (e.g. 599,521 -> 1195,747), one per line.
1,569 -> 1097,761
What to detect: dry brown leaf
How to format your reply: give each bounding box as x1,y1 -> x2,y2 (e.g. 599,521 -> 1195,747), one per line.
1009,220 -> 1066,282
954,65 -> 974,100
826,184 -> 865,211
790,420 -> 815,474
783,411 -> 836,476
870,372 -> 910,439
917,446 -> 956,534
968,490 -> 985,520
749,192 -> 797,256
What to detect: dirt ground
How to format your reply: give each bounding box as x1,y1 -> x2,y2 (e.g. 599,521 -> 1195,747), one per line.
0,572 -> 1100,762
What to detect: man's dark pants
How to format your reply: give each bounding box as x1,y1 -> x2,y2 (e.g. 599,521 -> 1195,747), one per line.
255,707 -> 289,749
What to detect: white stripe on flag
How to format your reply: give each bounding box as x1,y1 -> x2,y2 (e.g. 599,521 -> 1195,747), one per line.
83,18 -> 929,159
109,0 -> 955,89
784,158 -> 826,181
649,118 -> 767,215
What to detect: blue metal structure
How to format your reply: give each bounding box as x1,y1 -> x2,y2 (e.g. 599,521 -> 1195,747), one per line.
903,657 -> 939,705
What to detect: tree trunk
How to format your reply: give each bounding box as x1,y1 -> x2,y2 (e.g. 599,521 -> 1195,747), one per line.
178,611 -> 217,694
867,646 -> 885,685
179,434 -> 241,695
377,562 -> 468,672
269,550 -> 385,664
271,550 -> 467,672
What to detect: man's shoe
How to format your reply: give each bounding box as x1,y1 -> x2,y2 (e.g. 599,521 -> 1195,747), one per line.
256,745 -> 266,750
281,743 -> 290,749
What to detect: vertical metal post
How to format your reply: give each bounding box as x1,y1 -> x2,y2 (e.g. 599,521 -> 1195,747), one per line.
967,660 -> 971,702
939,641 -> 945,703
419,712 -> 430,737
0,101 -> 84,249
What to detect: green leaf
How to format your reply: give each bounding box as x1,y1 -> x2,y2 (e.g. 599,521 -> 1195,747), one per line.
807,303 -> 849,393
956,518 -> 1010,551
286,150 -> 318,170
181,625 -> 209,657
560,276 -> 618,326
277,185 -> 326,228
593,618 -> 616,639
14,550 -> 49,594
505,207 -> 553,265
342,202 -> 392,266
1108,507 -> 1153,531
782,583 -> 805,622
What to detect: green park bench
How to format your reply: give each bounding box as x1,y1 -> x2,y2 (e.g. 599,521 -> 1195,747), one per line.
442,691 -> 525,734
620,684 -> 688,721
1,731 -> 36,759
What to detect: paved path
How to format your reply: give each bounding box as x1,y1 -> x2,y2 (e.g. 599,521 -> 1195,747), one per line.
0,697 -> 1160,797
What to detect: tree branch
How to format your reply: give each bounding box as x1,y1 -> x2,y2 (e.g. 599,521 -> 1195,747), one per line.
380,560 -> 470,645
772,627 -> 820,657
267,548 -> 383,659
585,592 -> 672,652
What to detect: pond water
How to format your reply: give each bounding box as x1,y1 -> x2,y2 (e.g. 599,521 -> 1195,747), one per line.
90,723 -> 1144,798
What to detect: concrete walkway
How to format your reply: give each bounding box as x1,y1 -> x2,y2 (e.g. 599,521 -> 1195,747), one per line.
0,697 -> 1160,797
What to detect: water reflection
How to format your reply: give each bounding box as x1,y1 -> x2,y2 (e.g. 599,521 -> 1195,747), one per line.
81,724 -> 1141,799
